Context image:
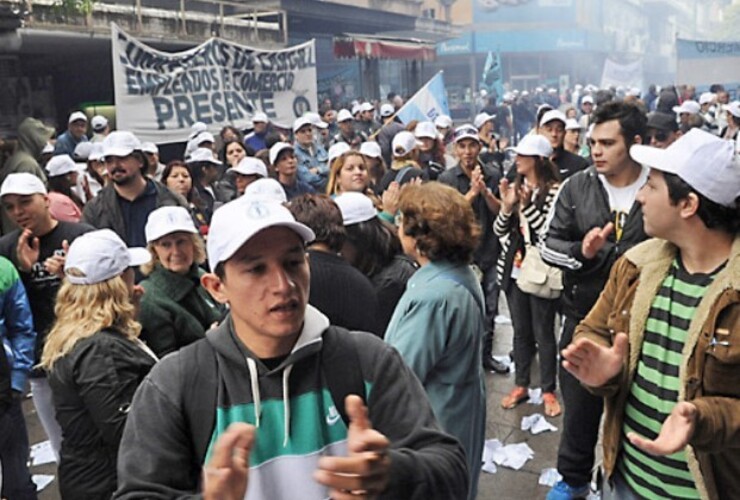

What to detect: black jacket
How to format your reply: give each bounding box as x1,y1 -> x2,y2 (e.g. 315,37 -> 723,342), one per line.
48,329 -> 156,500
553,148 -> 589,180
541,166 -> 648,320
81,180 -> 186,243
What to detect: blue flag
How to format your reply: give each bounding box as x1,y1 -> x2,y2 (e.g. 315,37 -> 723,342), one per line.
395,71 -> 450,125
481,50 -> 504,104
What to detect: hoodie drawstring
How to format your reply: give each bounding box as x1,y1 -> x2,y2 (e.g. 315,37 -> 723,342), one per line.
282,364 -> 293,447
246,358 -> 261,428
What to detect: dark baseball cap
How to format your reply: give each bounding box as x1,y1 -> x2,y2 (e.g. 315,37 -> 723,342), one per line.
647,112 -> 678,132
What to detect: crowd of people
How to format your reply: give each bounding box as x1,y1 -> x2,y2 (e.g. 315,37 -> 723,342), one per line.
0,78 -> 738,500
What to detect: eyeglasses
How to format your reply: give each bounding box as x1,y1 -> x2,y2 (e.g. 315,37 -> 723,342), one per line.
648,130 -> 670,142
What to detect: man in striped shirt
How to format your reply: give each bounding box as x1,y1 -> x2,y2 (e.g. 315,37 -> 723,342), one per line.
561,129 -> 740,500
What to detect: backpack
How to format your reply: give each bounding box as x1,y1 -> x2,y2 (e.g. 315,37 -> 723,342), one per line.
182,326 -> 366,465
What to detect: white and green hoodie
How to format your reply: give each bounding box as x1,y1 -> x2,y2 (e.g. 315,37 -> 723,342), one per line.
115,306 -> 469,499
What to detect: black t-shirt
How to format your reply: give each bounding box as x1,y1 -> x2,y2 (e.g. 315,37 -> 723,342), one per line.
0,221 -> 94,367
118,179 -> 158,248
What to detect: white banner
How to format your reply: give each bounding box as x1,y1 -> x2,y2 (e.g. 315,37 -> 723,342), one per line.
600,58 -> 643,91
111,23 -> 317,144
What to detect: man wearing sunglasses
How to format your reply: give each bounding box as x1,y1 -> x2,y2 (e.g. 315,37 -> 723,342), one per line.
646,112 -> 682,149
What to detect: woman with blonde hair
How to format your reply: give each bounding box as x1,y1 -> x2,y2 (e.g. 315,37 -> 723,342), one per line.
326,149 -> 372,196
40,229 -> 156,500
384,182 -> 486,500
138,206 -> 225,357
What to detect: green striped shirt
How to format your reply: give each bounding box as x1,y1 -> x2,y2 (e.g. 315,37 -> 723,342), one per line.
618,258 -> 719,499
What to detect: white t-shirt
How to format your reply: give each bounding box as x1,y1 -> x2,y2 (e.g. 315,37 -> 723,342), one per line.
598,166 -> 648,240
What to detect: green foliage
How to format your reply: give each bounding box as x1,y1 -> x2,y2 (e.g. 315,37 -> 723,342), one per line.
55,0 -> 97,17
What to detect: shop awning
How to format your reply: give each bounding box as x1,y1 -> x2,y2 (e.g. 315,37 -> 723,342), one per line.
333,34 -> 436,61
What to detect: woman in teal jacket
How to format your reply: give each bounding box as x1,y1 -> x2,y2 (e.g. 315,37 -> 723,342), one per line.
385,182 -> 486,500
138,206 -> 225,357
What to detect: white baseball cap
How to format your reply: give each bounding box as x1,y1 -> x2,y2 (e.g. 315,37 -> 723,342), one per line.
269,142 -> 294,165
91,115 -> 108,132
414,121 -> 438,140
380,103 -> 395,117
565,118 -> 582,131
64,229 -> 150,285
42,143 -> 54,155
305,112 -> 328,129
232,157 -> 268,178
351,104 -> 362,116
189,122 -> 208,140
360,102 -> 375,112
243,178 -> 287,203
68,111 -> 87,124
88,143 -> 104,162
627,87 -> 641,97
252,112 -> 269,123
102,131 -> 142,158
328,142 -> 351,165
140,142 -> 159,155
46,155 -> 80,177
334,192 -> 377,225
434,114 -> 453,129
540,109 -> 568,128
699,92 -> 715,105
392,131 -> 420,158
672,100 -> 701,115
145,206 -> 198,243
194,131 -> 215,145
73,141 -> 93,161
510,134 -> 553,158
581,95 -> 594,105
453,124 -> 480,144
187,148 -> 222,166
474,112 -> 495,129
1,173 -> 47,197
359,141 -> 382,158
337,109 -> 353,122
207,200 -> 315,271
629,128 -> 739,208
293,116 -> 313,133
727,101 -> 740,118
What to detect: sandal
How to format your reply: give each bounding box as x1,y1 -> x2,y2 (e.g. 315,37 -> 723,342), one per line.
501,386 -> 529,409
543,392 -> 562,417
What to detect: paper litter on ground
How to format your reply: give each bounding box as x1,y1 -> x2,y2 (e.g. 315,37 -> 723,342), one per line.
481,438 -> 534,472
32,474 -> 55,492
527,387 -> 543,405
521,413 -> 558,435
30,440 -> 56,466
539,468 -> 563,487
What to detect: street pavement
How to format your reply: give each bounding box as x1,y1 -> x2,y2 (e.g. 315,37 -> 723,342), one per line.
24,302 -> 590,499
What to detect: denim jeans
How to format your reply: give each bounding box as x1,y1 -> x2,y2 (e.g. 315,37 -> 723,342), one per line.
0,397 -> 37,499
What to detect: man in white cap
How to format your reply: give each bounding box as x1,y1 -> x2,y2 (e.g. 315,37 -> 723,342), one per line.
539,109 -> 589,180
186,148 -> 228,222
244,112 -> 271,153
82,131 -> 185,249
562,129 -> 740,499
376,105 -> 405,165
116,198 -> 468,499
54,111 -> 89,157
292,116 -> 329,192
0,172 -> 94,462
90,115 -> 110,143
140,142 -> 165,181
578,95 -> 595,133
438,125 -> 508,374
357,102 -> 379,136
542,101 -> 650,500
331,109 -> 367,149
673,100 -> 701,129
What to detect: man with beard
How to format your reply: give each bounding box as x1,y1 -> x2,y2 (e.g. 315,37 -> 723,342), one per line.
82,131 -> 185,248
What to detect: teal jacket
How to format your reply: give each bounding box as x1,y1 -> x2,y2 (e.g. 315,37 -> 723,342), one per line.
385,260 -> 487,500
138,265 -> 225,357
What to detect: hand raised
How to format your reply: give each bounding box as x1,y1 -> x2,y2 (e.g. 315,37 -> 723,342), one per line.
561,332 -> 628,387
203,423 -> 255,500
315,395 -> 390,499
581,222 -> 614,260
16,229 -> 40,273
499,178 -> 518,212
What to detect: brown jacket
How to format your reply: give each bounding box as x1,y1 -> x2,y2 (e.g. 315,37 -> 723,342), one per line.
575,236 -> 740,500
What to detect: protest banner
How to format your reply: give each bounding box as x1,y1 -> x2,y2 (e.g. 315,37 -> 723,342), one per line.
676,38 -> 740,93
111,23 -> 317,143
600,58 -> 643,91
395,71 -> 450,125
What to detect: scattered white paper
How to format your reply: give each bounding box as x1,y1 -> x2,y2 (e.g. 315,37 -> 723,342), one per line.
30,440 -> 56,466
521,413 -> 558,435
481,460 -> 498,474
539,468 -> 563,487
32,474 -> 55,492
527,387 -> 543,405
480,439 -> 503,474
491,441 -> 535,470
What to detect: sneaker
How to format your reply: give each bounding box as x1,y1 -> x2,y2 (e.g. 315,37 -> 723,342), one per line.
546,480 -> 590,500
483,356 -> 510,374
